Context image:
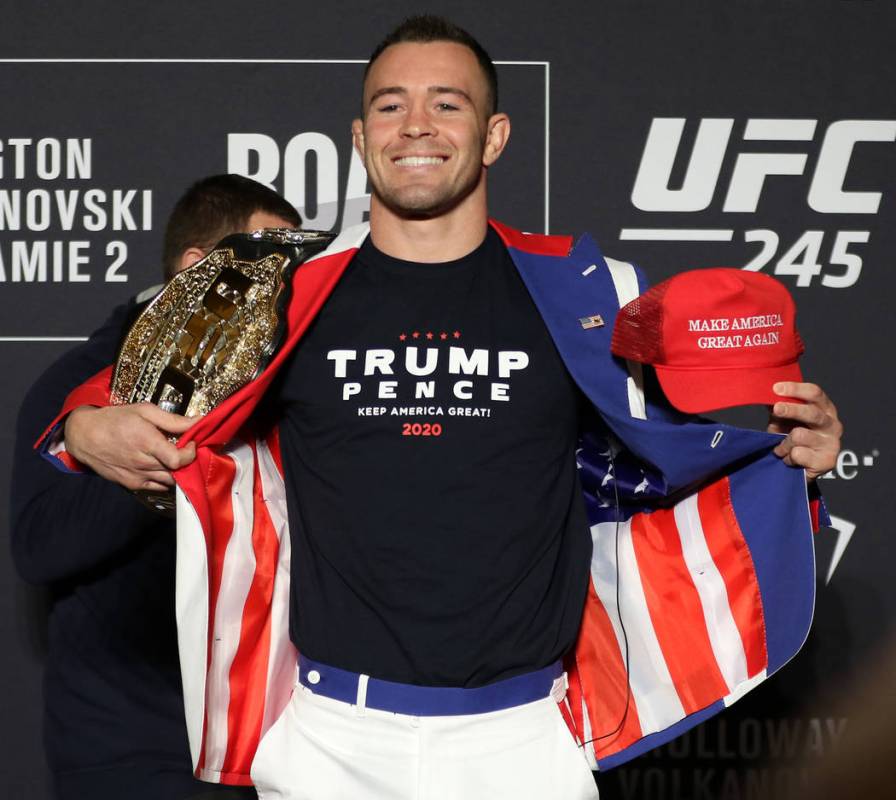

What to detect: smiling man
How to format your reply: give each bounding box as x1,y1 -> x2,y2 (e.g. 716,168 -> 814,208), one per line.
47,15 -> 842,800
352,35 -> 508,239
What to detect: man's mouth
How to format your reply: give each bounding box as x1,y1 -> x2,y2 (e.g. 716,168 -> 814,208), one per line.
393,156 -> 447,167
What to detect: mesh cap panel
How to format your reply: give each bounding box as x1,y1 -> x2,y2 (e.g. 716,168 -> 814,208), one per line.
610,281 -> 671,365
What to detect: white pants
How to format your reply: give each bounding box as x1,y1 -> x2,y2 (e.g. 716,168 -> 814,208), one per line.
250,681 -> 599,800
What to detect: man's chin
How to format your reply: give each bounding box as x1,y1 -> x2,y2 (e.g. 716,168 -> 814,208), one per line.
377,187 -> 471,220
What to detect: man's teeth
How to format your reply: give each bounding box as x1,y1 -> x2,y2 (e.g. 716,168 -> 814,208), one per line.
394,156 -> 444,166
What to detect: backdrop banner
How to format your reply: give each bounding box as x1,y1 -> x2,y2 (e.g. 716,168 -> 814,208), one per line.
1,3 -> 891,797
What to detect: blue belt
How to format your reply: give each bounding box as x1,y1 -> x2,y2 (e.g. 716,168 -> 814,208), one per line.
298,655 -> 563,717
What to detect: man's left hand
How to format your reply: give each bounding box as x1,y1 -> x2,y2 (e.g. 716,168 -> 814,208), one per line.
767,381 -> 842,481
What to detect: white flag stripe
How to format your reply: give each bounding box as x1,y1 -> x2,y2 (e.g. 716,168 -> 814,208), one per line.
303,222 -> 369,265
590,520 -> 686,735
625,372 -> 647,420
205,443 -> 258,772
603,257 -> 647,420
724,669 -> 767,707
603,257 -> 641,308
674,496 -> 749,691
580,695 -> 598,769
257,439 -> 299,737
175,487 -> 211,775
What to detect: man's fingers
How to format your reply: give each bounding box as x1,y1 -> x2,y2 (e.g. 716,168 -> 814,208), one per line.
140,479 -> 173,493
773,437 -> 794,459
769,382 -> 843,461
773,439 -> 830,477
767,416 -> 792,435
773,381 -> 838,416
772,414 -> 841,480
132,472 -> 175,490
136,403 -> 199,434
786,446 -> 833,478
107,466 -> 174,492
145,437 -> 197,472
771,401 -> 829,428
773,381 -> 823,401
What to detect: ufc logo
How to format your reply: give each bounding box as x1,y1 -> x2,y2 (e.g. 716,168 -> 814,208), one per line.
631,118 -> 896,214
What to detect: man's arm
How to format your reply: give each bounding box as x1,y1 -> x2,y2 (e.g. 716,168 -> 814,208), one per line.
9,303 -> 190,584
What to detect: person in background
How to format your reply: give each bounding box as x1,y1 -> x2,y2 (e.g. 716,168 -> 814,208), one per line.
10,173 -> 299,800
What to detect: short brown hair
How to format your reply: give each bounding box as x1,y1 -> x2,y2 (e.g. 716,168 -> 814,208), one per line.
363,16 -> 499,116
161,174 -> 301,280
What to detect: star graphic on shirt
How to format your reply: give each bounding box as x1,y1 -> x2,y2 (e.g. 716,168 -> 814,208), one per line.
425,332 -> 434,340
412,331 -> 420,339
452,330 -> 461,339
439,332 -> 448,340
399,333 -> 407,341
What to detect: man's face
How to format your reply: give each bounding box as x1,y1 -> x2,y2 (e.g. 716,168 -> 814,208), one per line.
174,210 -> 297,275
353,41 -> 508,219
244,210 -> 296,234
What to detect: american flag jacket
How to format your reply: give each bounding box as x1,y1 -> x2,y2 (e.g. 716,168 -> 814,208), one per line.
39,220 -> 819,786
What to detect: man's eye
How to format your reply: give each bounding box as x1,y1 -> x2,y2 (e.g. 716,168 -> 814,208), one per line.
377,103 -> 400,112
436,103 -> 459,111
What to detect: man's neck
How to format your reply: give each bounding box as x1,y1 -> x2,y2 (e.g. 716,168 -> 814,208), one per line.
367,196 -> 489,263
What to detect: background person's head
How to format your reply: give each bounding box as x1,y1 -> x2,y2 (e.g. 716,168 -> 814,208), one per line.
162,173 -> 301,280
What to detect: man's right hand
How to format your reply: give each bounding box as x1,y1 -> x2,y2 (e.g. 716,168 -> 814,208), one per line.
64,403 -> 198,492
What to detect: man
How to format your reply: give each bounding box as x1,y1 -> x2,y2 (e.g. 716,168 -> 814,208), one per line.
11,174 -> 299,800
42,17 -> 841,800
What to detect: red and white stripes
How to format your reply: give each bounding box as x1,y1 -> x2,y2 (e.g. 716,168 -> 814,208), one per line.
177,433 -> 295,785
573,476 -> 768,763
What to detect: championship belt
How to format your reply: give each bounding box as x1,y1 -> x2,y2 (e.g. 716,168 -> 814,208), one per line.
111,227 -> 335,514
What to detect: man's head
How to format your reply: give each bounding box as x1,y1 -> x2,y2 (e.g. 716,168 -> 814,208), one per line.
162,174 -> 300,280
352,16 -> 510,223
362,16 -> 498,118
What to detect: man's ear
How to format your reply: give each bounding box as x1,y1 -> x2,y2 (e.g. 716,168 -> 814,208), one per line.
351,118 -> 366,161
482,113 -> 511,167
178,246 -> 207,273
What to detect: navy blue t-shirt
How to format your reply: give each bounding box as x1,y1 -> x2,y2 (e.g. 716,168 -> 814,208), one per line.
275,229 -> 591,687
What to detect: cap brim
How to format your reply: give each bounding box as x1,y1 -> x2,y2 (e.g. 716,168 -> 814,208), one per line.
655,362 -> 804,414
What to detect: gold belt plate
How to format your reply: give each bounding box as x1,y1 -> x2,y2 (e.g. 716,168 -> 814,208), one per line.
110,228 -> 334,513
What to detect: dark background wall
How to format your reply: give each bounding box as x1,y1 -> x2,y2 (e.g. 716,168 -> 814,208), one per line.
1,2 -> 891,797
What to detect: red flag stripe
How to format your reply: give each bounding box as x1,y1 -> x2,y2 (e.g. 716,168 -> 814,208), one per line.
196,447 -> 237,776
574,580 -> 644,759
220,441 -> 278,777
203,444 -> 258,775
697,479 -> 768,678
264,426 -> 284,480
255,438 -> 297,737
630,509 -> 731,715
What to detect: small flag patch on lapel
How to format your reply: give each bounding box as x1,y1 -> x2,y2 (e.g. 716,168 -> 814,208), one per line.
579,314 -> 605,330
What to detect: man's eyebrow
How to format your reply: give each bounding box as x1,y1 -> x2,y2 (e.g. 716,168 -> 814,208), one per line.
429,86 -> 473,104
368,86 -> 407,105
367,85 -> 474,105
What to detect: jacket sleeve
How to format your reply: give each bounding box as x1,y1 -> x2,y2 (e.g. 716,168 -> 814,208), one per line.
9,302 -> 163,585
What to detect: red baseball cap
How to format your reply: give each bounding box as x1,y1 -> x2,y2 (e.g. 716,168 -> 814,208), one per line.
611,268 -> 804,413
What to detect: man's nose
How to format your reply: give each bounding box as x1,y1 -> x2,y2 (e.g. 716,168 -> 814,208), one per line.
400,104 -> 435,138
